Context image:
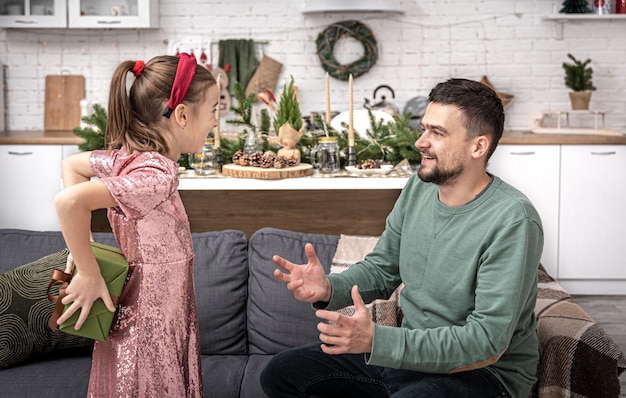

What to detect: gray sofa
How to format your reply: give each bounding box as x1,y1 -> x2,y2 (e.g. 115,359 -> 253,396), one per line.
0,227 -> 339,398
1,227 -> 624,398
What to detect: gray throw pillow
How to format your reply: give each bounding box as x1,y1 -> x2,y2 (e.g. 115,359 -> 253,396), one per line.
0,249 -> 93,369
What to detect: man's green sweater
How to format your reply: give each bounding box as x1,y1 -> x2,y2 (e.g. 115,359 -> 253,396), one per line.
325,174 -> 543,398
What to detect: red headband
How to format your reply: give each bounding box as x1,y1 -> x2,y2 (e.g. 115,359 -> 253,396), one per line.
163,53 -> 197,118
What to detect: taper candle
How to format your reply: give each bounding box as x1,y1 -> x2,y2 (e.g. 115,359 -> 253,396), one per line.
348,74 -> 354,145
214,73 -> 221,148
325,72 -> 331,125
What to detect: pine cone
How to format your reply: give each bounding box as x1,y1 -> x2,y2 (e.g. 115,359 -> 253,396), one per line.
239,153 -> 252,166
232,150 -> 244,165
273,155 -> 288,169
260,151 -> 276,168
357,159 -> 381,169
249,151 -> 263,167
287,157 -> 298,167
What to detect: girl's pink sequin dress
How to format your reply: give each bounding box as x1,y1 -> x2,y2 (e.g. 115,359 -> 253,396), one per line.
87,149 -> 203,397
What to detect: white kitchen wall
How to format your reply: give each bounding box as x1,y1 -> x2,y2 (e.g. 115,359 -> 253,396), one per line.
0,0 -> 625,132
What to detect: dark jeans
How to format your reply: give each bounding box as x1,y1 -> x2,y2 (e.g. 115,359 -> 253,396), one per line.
260,343 -> 511,398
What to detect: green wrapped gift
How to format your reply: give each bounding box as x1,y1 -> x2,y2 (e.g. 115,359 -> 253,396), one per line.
58,242 -> 129,341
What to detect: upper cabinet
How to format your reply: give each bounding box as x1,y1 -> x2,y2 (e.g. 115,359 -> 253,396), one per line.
0,0 -> 158,28
0,0 -> 67,28
68,0 -> 158,29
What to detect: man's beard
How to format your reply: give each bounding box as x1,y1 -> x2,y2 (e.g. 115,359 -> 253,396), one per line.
417,159 -> 464,186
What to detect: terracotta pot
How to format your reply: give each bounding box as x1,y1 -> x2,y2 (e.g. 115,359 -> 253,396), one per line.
569,91 -> 592,110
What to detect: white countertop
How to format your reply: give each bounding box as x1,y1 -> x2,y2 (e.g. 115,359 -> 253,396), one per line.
177,169 -> 412,190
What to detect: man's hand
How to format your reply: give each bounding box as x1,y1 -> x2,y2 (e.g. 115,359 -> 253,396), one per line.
315,285 -> 374,355
273,243 -> 332,303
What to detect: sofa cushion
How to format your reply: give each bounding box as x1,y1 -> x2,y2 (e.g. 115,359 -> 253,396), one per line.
0,249 -> 94,369
192,230 -> 249,355
0,352 -> 91,397
0,229 -> 118,274
200,355 -> 248,398
247,227 -> 339,354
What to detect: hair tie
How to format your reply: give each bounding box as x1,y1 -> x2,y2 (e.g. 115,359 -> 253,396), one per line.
131,60 -> 144,77
163,53 -> 197,118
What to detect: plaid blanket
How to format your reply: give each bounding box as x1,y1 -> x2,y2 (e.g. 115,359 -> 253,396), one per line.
534,264 -> 626,398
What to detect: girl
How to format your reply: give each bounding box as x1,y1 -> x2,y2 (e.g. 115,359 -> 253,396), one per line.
54,53 -> 218,397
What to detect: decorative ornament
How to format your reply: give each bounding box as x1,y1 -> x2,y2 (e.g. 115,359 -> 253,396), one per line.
316,20 -> 378,81
559,0 -> 592,13
480,76 -> 514,107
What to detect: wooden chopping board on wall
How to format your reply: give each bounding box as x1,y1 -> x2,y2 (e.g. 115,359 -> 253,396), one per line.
44,75 -> 85,131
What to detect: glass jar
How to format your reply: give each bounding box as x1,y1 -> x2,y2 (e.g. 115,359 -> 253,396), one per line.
190,138 -> 216,176
311,136 -> 340,174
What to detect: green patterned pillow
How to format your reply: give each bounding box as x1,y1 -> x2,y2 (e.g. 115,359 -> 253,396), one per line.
0,249 -> 93,369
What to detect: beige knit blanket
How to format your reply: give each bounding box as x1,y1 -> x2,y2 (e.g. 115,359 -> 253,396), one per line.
331,234 -> 402,327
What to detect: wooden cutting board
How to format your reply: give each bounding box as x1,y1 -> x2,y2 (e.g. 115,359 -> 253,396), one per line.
222,163 -> 314,179
44,75 -> 85,131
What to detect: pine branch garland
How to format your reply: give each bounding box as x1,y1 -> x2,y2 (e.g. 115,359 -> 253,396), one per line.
72,103 -> 108,151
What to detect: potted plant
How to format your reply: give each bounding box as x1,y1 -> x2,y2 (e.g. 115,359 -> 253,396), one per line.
273,76 -> 304,164
562,53 -> 596,110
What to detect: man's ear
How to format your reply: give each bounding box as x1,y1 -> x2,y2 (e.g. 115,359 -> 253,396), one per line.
173,103 -> 188,128
471,135 -> 490,160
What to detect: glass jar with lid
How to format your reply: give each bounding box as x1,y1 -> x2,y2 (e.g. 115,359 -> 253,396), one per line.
311,136 -> 340,174
190,138 -> 216,176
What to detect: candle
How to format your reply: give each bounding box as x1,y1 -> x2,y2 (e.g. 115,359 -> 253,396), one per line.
348,74 -> 354,145
214,73 -> 221,148
325,72 -> 331,125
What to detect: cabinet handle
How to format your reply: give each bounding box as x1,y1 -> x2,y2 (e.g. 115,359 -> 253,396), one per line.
590,151 -> 616,156
97,20 -> 122,24
509,151 -> 536,155
7,151 -> 34,156
14,20 -> 38,24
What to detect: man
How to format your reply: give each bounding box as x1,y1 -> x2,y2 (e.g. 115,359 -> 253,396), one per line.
260,78 -> 543,398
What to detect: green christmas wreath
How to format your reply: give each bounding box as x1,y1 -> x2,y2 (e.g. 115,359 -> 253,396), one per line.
316,20 -> 378,81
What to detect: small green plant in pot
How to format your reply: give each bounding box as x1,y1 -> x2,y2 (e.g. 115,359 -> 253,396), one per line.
562,53 -> 596,110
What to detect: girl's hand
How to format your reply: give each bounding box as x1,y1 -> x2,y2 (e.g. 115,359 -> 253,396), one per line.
64,252 -> 74,274
57,270 -> 116,330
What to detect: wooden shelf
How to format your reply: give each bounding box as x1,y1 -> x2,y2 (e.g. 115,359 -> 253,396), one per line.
542,14 -> 626,21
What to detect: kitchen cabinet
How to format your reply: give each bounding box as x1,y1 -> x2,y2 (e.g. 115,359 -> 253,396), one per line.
0,144 -> 79,231
558,145 -> 626,279
68,0 -> 158,28
488,145 -> 561,277
490,143 -> 626,294
0,0 -> 67,28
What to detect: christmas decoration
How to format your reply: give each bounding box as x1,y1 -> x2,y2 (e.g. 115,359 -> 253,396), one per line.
560,0 -> 591,13
72,103 -> 108,151
316,20 -> 378,81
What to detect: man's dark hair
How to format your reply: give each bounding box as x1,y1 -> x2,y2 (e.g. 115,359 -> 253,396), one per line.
428,78 -> 504,161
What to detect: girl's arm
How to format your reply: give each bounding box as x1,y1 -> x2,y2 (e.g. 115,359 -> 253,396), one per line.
54,152 -> 118,330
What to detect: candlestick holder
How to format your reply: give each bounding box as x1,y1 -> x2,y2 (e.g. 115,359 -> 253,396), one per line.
346,145 -> 357,167
214,146 -> 223,173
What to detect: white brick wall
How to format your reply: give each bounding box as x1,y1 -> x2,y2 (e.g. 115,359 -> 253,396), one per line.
1,0 -> 625,132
